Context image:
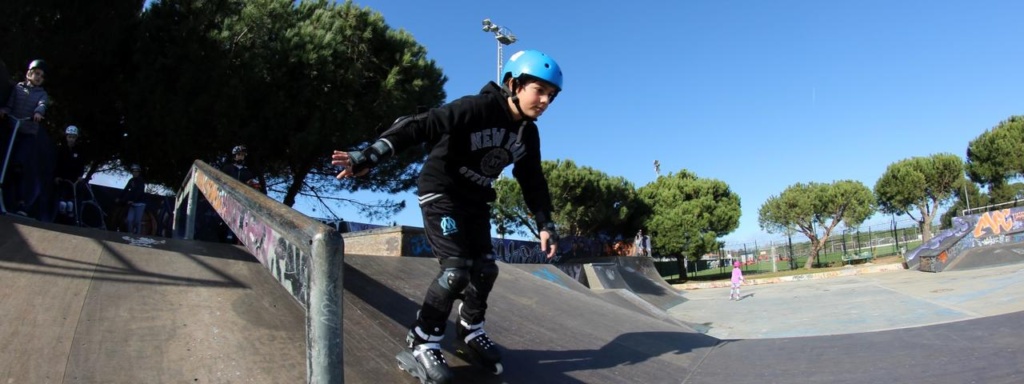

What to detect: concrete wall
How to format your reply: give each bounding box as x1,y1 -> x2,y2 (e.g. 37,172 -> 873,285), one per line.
341,226 -> 427,257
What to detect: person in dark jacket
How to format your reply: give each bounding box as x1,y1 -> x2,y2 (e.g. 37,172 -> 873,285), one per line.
332,49 -> 563,383
1,59 -> 49,215
219,144 -> 259,189
216,144 -> 259,243
54,125 -> 87,218
116,164 -> 146,234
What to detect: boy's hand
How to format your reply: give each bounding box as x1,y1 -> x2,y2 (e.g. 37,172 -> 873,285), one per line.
332,150 -> 370,179
540,230 -> 558,259
33,113 -> 43,123
540,222 -> 559,259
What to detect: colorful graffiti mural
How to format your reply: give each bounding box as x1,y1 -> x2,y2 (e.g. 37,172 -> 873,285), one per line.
911,206 -> 1024,272
194,170 -> 309,305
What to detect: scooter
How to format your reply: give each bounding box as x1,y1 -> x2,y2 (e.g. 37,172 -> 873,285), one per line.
0,116 -> 30,215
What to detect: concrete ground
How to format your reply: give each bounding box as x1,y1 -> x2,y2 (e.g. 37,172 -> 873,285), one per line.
5,215 -> 1024,383
668,262 -> 1024,339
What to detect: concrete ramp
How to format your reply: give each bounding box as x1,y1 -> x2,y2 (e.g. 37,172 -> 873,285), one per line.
342,255 -> 717,383
1,217 -> 718,383
557,257 -> 687,311
0,217 -> 307,383
945,241 -> 1024,271
7,215 -> 1024,383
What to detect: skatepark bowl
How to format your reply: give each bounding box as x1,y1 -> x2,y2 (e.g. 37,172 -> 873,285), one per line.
2,165 -> 1023,383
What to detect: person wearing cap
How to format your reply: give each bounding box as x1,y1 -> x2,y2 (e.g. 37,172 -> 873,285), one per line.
54,125 -> 87,219
332,49 -> 564,383
0,59 -> 49,215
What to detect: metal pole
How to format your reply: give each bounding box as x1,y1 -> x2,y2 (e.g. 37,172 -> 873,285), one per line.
185,182 -> 198,240
496,40 -> 503,84
307,230 -> 345,384
964,183 -> 971,213
0,118 -> 24,214
482,18 -> 516,85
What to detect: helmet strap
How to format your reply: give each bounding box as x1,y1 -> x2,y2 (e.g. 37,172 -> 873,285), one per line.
502,78 -> 535,122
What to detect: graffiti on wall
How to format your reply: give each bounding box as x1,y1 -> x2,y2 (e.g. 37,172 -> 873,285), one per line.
973,209 -> 1024,239
905,216 -> 972,262
194,170 -> 309,307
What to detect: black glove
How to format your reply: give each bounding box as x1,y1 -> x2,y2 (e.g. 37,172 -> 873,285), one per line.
347,139 -> 393,174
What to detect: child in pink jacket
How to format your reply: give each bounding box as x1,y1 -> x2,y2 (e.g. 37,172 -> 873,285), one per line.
730,261 -> 745,301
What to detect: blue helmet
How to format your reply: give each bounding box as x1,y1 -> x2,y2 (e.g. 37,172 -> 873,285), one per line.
502,50 -> 562,91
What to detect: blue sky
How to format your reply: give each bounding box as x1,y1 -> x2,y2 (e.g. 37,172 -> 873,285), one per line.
125,0 -> 1023,247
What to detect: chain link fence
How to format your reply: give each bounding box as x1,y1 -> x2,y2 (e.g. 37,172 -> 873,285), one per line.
660,217 -> 927,281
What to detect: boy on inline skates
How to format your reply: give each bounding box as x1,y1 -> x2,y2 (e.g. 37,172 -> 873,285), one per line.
332,49 -> 563,383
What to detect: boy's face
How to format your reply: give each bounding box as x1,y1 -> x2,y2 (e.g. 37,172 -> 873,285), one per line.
26,68 -> 44,86
513,79 -> 559,119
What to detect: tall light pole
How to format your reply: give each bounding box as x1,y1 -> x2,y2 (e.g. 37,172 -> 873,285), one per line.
482,18 -> 517,83
483,18 -> 517,256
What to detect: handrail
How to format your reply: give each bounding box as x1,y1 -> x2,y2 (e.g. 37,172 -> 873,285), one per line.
173,160 -> 344,384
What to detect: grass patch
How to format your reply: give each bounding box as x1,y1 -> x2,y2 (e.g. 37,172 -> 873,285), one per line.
665,255 -> 904,284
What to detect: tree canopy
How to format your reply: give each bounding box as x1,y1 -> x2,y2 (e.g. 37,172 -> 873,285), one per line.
966,115 -> 1024,189
492,159 -> 645,243
126,0 -> 447,211
492,163 -> 741,261
759,180 -> 874,269
3,0 -> 446,218
874,153 -> 964,242
637,170 -> 740,260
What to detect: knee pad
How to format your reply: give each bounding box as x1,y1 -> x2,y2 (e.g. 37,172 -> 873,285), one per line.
433,267 -> 470,297
470,258 -> 499,287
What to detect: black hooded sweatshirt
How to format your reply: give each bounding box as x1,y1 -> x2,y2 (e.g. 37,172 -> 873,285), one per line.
378,81 -> 554,226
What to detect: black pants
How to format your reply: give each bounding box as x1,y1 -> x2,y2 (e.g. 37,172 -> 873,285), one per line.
413,194 -> 498,337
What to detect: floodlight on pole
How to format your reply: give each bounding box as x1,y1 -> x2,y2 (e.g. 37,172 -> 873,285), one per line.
481,18 -> 517,83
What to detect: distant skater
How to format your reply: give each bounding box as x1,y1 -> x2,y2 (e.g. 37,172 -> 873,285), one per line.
730,261 -> 745,301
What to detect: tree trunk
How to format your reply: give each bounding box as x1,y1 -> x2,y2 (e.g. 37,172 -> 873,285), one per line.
803,240 -> 822,270
282,166 -> 310,208
675,255 -> 687,282
920,218 -> 933,243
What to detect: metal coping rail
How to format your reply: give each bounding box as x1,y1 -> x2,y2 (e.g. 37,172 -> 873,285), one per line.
172,160 -> 345,384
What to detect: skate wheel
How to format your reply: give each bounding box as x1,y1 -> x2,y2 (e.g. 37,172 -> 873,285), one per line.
491,362 -> 503,375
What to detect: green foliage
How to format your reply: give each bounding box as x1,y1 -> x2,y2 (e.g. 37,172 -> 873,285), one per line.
966,115 -> 1024,188
637,170 -> 740,259
544,159 -> 641,238
759,180 -> 875,269
874,153 -> 964,241
939,182 -> 988,229
0,1 -> 145,173
492,160 -> 644,242
492,175 -> 528,238
122,0 -> 446,211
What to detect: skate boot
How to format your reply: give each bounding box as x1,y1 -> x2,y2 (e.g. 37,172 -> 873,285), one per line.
396,328 -> 453,384
454,310 -> 503,375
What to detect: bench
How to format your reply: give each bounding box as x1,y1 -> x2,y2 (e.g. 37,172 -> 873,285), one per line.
842,251 -> 874,264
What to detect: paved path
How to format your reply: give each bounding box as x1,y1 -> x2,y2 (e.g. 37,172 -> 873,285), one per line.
669,262 -> 1024,339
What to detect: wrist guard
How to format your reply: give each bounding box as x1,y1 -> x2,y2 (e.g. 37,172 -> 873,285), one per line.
348,139 -> 393,174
